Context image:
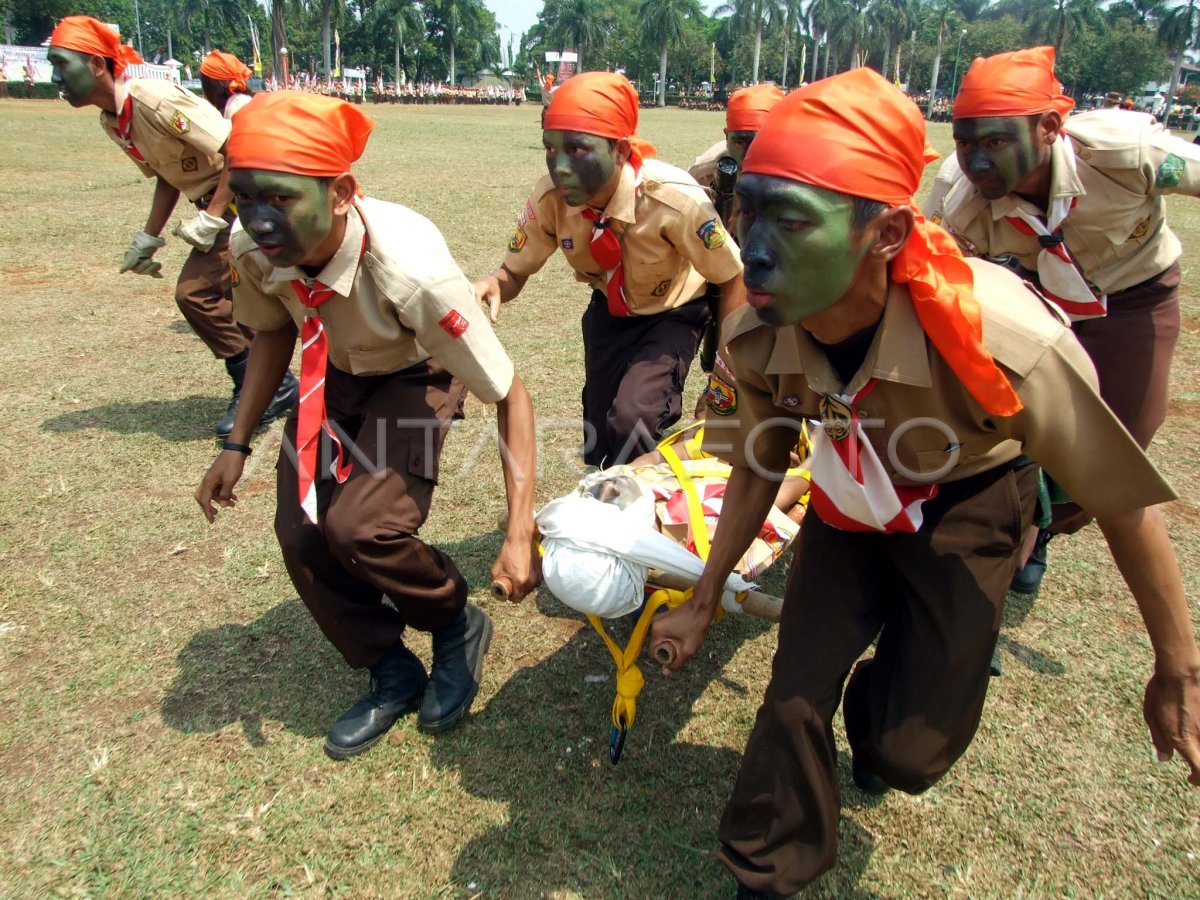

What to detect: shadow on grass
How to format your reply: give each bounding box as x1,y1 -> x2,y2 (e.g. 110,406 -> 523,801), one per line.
41,396 -> 226,442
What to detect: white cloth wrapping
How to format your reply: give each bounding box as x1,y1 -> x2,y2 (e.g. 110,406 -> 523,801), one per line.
536,469 -> 756,619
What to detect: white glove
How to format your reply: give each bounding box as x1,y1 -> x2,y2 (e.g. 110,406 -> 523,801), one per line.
172,210 -> 230,252
119,231 -> 167,278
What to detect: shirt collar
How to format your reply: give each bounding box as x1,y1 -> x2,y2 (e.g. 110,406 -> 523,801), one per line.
263,203 -> 365,296
565,162 -> 638,224
764,281 -> 933,396
988,134 -> 1083,221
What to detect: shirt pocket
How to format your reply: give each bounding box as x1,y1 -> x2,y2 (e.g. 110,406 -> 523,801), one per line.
346,345 -> 401,376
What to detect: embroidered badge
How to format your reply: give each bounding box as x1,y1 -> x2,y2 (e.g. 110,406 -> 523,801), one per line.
1156,154 -> 1185,188
781,395 -> 800,408
651,279 -> 671,297
181,156 -> 198,172
819,393 -> 854,442
229,265 -> 240,287
561,238 -> 574,250
705,372 -> 737,416
509,227 -> 527,252
697,217 -> 728,250
169,111 -> 191,134
438,309 -> 470,339
517,199 -> 537,226
930,212 -> 943,225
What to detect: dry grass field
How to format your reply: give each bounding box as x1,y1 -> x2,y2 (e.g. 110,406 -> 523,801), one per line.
0,98 -> 1198,898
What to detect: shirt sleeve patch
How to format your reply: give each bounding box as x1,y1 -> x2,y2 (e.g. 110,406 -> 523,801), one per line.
697,217 -> 728,250
517,199 -> 537,227
508,227 -> 527,252
169,111 -> 191,134
438,309 -> 470,339
705,372 -> 737,415
1156,153 -> 1185,188
229,265 -> 240,287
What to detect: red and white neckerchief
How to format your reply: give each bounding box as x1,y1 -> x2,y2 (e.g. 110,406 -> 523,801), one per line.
111,91 -> 146,162
807,380 -> 938,533
290,232 -> 367,523
581,162 -> 644,317
1002,136 -> 1107,321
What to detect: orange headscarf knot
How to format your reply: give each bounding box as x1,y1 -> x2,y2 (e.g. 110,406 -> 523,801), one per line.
954,46 -> 1075,120
227,92 -> 374,178
726,83 -> 785,133
544,72 -> 657,167
50,15 -> 143,79
200,50 -> 251,94
743,67 -> 1023,418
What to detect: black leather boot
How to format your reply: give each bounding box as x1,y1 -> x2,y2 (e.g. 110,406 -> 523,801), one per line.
1010,529 -> 1054,596
215,354 -> 299,439
851,752 -> 892,797
418,603 -> 493,733
324,644 -> 428,760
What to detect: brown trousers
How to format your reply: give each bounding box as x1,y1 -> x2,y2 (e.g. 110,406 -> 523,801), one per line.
580,290 -> 709,466
174,215 -> 254,360
718,464 -> 1039,896
274,361 -> 469,669
1051,262 -> 1180,532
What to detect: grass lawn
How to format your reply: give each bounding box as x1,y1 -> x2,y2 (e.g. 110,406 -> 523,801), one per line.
0,98 -> 1198,898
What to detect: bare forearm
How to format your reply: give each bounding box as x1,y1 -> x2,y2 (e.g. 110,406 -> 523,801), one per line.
692,465 -> 781,611
227,326 -> 298,444
496,374 -> 537,541
204,165 -> 234,219
493,265 -> 528,303
144,177 -> 181,236
717,273 -> 746,325
1098,505 -> 1200,676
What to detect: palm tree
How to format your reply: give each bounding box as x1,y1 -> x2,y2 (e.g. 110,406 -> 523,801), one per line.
872,0 -> 914,81
1159,0 -> 1200,122
640,0 -> 703,105
551,0 -> 607,71
1004,0 -> 1103,51
319,0 -> 346,80
834,0 -> 874,68
925,0 -> 960,119
369,0 -> 423,84
805,0 -> 843,79
777,0 -> 803,87
432,0 -> 487,84
717,0 -> 784,83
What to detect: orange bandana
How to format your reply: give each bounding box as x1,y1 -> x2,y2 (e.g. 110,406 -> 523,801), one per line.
50,15 -> 143,78
726,83 -> 785,133
227,92 -> 374,177
200,50 -> 251,94
544,72 -> 657,166
954,46 -> 1075,120
743,67 -> 1023,418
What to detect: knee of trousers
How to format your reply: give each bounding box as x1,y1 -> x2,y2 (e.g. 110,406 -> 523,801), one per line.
606,397 -> 662,443
867,731 -> 963,795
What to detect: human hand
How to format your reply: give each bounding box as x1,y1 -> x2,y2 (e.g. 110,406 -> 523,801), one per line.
1143,667 -> 1200,786
490,531 -> 542,601
648,588 -> 719,675
119,230 -> 167,278
171,210 -> 229,252
474,274 -> 503,324
195,450 -> 248,523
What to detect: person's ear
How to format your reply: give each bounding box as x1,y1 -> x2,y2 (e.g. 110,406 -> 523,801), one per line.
615,137 -> 632,167
330,173 -> 357,215
867,206 -> 915,264
1040,110 -> 1063,146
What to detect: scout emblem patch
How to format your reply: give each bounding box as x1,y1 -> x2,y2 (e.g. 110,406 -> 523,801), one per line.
229,265 -> 240,287
705,372 -> 737,415
438,309 -> 470,339
561,238 -> 574,250
169,111 -> 191,135
1156,153 -> 1185,189
509,227 -> 527,252
697,218 -> 728,250
818,393 -> 854,442
517,199 -> 537,227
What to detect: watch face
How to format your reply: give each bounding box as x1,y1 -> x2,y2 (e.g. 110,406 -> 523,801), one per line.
717,155 -> 739,177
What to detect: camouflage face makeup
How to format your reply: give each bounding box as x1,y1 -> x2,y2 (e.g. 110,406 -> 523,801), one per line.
542,130 -> 619,207
953,115 -> 1045,201
47,47 -> 99,107
725,130 -> 757,168
230,170 -> 335,268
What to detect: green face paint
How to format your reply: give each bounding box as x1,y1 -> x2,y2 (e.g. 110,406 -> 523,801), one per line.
47,47 -> 98,108
229,170 -> 334,268
952,115 -> 1043,200
542,130 -> 619,207
725,130 -> 757,168
734,174 -> 872,326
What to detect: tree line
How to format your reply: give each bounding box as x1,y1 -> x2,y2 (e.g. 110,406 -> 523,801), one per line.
4,0 -> 1196,110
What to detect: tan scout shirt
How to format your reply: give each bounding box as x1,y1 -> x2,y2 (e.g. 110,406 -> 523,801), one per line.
231,197 -> 514,404
99,80 -> 230,202
688,140 -> 727,190
702,258 -> 1175,519
502,157 -> 744,315
940,109 -> 1200,294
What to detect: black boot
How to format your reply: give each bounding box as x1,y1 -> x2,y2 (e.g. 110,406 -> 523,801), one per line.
1010,529 -> 1054,596
418,603 -> 493,733
735,885 -> 780,900
851,752 -> 892,797
215,353 -> 299,439
324,644 -> 428,760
